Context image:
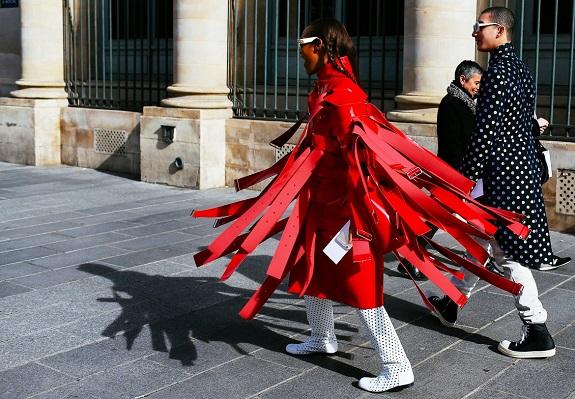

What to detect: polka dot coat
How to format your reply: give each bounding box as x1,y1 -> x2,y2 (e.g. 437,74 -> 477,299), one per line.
460,43 -> 553,266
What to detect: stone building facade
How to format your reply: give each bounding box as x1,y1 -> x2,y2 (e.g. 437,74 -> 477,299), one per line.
0,0 -> 574,231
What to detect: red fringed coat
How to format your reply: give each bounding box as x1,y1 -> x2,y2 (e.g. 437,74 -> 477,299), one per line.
193,57 -> 527,319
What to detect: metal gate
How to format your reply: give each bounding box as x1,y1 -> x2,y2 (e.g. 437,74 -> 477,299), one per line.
229,0 -> 404,121
63,0 -> 173,111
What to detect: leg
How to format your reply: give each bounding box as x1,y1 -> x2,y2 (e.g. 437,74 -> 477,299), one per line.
356,306 -> 414,393
491,243 -> 555,358
397,226 -> 438,281
428,237 -> 489,326
285,295 -> 338,355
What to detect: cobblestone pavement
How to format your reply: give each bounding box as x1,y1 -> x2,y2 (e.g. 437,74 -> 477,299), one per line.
1,162 -> 574,399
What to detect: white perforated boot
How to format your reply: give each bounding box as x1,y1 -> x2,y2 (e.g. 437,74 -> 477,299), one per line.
357,306 -> 414,393
285,296 -> 338,355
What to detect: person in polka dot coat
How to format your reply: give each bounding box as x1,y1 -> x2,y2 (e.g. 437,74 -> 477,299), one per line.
428,7 -> 556,359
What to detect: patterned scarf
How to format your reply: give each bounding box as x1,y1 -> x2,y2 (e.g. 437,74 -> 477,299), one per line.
446,82 -> 476,115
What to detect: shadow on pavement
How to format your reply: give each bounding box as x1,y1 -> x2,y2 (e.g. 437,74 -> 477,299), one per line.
77,259 -> 495,377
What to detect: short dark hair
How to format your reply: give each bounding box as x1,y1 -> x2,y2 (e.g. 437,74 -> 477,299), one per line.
455,60 -> 483,81
482,6 -> 515,37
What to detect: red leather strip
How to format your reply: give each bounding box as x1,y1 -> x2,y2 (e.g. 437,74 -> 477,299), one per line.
218,149 -> 322,280
270,117 -> 305,149
192,197 -> 258,218
396,241 -> 468,306
267,189 -> 309,279
239,244 -> 305,319
234,153 -> 289,191
425,237 -> 523,295
194,217 -> 288,266
200,147 -> 314,265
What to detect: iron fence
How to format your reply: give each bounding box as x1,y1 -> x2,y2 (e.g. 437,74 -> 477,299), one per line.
229,0 -> 404,121
63,0 -> 173,111
492,0 -> 575,140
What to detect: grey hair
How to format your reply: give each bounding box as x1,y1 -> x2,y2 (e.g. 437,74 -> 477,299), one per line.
454,60 -> 483,81
482,6 -> 515,37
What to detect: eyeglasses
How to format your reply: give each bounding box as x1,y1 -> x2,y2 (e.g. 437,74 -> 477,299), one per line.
297,36 -> 320,48
473,21 -> 502,33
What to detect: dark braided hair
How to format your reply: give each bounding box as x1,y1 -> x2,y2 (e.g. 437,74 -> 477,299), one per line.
302,18 -> 359,84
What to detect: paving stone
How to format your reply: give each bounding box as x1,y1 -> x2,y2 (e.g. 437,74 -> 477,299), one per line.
145,355 -> 300,399
1,163 -> 574,399
38,337 -> 154,378
0,329 -> 89,371
466,387 -> 534,399
0,246 -> 60,266
554,324 -> 575,350
42,232 -> 132,252
0,262 -> 47,281
101,239 -> 199,268
0,301 -> 92,339
485,347 -> 575,399
0,281 -> 31,298
118,220 -> 195,237
0,221 -> 84,240
28,246 -> 129,269
34,359 -> 190,399
401,349 -> 511,399
0,232 -> 69,253
9,263 -> 124,289
0,362 -> 73,399
57,220 -> 141,238
110,231 -> 194,251
0,211 -> 87,231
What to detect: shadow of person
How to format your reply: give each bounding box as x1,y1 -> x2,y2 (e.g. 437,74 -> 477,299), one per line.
77,255 -> 495,378
77,261 -> 361,375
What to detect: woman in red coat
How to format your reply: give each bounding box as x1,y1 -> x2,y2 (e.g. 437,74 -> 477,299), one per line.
193,18 -> 526,393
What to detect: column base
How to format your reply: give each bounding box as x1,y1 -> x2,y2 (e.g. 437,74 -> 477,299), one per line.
140,106 -> 231,189
161,93 -> 233,109
11,80 -> 68,99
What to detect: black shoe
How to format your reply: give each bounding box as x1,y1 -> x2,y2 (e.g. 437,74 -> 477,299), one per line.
486,259 -> 505,277
397,260 -> 427,281
498,322 -> 556,358
428,295 -> 458,327
535,255 -> 571,271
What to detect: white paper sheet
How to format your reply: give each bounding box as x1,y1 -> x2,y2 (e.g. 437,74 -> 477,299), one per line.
470,179 -> 484,199
543,150 -> 552,178
323,220 -> 352,264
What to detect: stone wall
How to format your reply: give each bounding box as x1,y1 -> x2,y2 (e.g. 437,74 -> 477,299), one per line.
61,108 -> 140,176
225,117 -> 575,233
0,98 -> 65,166
225,118 -> 304,190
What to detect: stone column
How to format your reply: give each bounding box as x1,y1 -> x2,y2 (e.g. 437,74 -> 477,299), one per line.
388,0 -> 477,125
161,0 -> 231,109
0,0 -> 67,166
11,0 -> 67,99
141,0 -> 231,189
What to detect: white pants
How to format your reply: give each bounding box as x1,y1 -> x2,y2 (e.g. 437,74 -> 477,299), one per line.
451,238 -> 547,324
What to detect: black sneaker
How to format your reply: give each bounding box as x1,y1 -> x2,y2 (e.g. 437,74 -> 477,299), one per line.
535,255 -> 571,271
397,260 -> 427,281
498,322 -> 556,358
428,295 -> 458,327
486,259 -> 505,277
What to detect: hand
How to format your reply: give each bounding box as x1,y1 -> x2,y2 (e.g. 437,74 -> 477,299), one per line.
537,117 -> 549,133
